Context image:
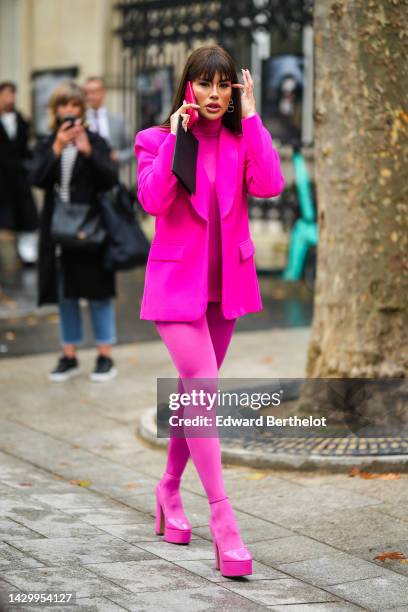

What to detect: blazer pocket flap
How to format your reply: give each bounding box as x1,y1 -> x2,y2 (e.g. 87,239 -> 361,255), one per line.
150,243 -> 185,261
239,238 -> 255,261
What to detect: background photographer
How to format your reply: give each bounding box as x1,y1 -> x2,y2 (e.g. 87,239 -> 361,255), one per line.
30,81 -> 119,382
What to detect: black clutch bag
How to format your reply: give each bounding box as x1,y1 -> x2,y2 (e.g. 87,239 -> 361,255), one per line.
51,197 -> 107,251
171,115 -> 198,195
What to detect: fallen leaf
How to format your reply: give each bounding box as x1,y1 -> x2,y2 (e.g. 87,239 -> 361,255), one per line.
349,467 -> 400,479
19,482 -> 32,487
126,483 -> 138,489
127,357 -> 139,365
246,472 -> 267,480
69,479 -> 92,487
375,551 -> 407,562
26,317 -> 38,326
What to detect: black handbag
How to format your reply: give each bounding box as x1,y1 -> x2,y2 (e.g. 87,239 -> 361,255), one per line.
51,197 -> 107,251
98,184 -> 150,270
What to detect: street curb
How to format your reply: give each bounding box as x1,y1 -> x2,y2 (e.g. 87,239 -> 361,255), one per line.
138,407 -> 408,473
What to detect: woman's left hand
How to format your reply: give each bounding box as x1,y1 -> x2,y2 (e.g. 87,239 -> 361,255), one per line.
232,68 -> 256,119
74,124 -> 92,157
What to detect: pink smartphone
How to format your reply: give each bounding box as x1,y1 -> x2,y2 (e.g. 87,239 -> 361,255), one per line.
184,81 -> 199,128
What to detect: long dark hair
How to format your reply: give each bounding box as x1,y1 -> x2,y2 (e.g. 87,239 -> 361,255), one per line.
159,45 -> 242,134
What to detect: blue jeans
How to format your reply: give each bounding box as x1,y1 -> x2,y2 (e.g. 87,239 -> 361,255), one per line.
57,269 -> 117,346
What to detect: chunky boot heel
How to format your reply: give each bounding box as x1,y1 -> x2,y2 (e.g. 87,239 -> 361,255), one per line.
209,496 -> 253,577
214,541 -> 220,570
155,498 -> 164,535
155,474 -> 192,545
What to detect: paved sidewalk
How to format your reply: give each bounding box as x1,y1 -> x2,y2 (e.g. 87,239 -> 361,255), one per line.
1,329 -> 408,611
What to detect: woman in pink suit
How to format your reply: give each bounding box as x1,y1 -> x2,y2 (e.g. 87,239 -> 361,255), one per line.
134,45 -> 285,577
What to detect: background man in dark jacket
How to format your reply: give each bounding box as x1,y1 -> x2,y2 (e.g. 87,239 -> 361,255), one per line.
0,81 -> 39,264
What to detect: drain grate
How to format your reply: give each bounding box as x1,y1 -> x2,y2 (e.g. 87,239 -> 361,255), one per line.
231,436 -> 408,456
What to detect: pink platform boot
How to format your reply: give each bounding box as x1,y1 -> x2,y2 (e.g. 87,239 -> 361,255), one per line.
155,472 -> 192,544
209,496 -> 252,577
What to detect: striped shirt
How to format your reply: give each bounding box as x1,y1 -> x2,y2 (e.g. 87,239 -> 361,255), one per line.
59,143 -> 78,202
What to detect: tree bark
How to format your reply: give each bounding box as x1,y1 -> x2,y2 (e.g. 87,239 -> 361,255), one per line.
306,0 -> 408,378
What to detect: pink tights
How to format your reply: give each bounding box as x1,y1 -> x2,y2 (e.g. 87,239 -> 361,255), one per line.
155,301 -> 236,503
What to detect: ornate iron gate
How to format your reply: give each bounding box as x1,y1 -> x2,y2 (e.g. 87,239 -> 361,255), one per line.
114,0 -> 313,181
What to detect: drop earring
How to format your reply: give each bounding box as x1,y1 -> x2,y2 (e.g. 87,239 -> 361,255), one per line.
227,97 -> 234,113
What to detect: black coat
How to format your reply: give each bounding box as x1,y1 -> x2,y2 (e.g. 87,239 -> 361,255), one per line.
0,111 -> 39,231
30,130 -> 119,306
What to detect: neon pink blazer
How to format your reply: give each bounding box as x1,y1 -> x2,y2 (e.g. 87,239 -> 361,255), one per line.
134,112 -> 285,321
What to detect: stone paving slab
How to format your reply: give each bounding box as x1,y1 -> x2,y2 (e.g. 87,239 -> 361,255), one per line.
230,485 -> 383,528
108,585 -> 266,611
93,522 -> 202,543
297,507 -> 408,550
266,604 -> 361,611
4,535 -> 156,568
276,550 -> 396,586
373,503 -> 408,525
193,516 -> 292,545
347,540 -> 408,579
1,565 -> 127,599
0,543 -> 46,572
84,558 -> 210,594
324,573 -> 408,610
248,535 -> 338,566
64,507 -> 151,526
0,596 -> 126,612
221,577 -> 341,606
3,506 -> 107,540
173,559 -> 284,583
0,518 -> 44,541
133,538 -> 215,562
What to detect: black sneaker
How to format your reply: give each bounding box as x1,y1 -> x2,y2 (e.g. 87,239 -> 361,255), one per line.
48,355 -> 80,382
90,355 -> 117,382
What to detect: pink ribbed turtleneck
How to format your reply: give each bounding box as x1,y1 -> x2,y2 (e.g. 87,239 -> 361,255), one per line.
191,114 -> 223,302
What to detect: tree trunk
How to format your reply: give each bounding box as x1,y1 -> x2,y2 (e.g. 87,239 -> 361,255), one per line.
306,0 -> 408,378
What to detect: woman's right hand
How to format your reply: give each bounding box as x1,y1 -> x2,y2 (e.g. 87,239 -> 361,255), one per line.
170,101 -> 200,135
52,121 -> 77,156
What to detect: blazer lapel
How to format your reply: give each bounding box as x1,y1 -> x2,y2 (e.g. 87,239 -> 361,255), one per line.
189,149 -> 210,222
216,124 -> 238,220
187,124 -> 238,222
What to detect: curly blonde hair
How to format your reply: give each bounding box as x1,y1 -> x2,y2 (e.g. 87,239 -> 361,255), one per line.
48,81 -> 86,130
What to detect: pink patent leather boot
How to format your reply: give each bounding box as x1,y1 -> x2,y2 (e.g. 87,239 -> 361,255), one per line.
209,496 -> 252,577
155,473 -> 192,544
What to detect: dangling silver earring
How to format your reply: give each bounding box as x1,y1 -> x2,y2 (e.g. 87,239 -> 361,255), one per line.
227,97 -> 235,113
